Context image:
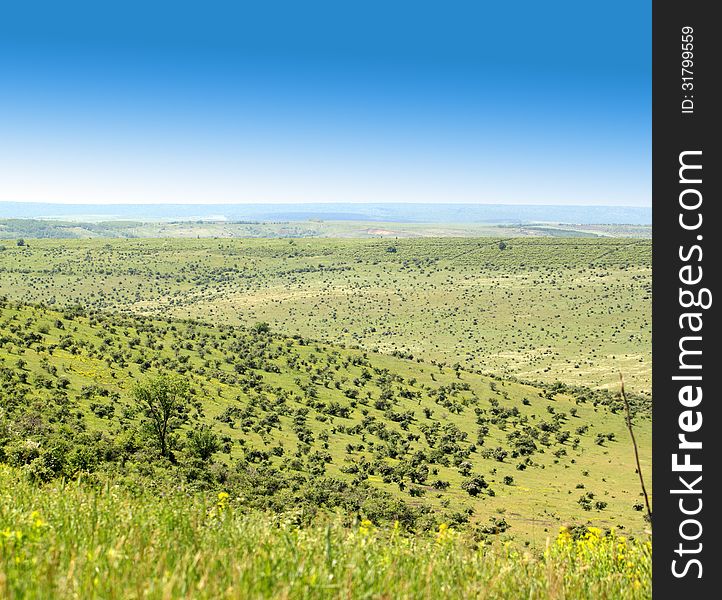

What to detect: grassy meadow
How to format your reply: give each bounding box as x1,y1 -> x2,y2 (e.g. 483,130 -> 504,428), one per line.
0,233 -> 652,597
0,237 -> 651,393
0,466 -> 651,600
0,218 -> 652,240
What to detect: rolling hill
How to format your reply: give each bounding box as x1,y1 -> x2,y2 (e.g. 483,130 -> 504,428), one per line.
0,299 -> 651,542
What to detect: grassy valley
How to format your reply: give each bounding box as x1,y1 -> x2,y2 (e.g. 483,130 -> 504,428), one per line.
0,218 -> 652,240
0,301 -> 650,538
0,237 -> 651,393
0,234 -> 652,598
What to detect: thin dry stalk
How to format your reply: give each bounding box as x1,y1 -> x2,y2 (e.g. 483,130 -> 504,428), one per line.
619,372 -> 652,525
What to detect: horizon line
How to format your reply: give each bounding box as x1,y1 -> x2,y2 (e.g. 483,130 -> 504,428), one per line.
0,200 -> 652,209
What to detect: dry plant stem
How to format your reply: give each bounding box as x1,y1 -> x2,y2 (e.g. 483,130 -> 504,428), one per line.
620,372 -> 652,525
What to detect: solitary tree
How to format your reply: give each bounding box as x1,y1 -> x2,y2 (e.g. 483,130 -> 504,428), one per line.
133,375 -> 189,458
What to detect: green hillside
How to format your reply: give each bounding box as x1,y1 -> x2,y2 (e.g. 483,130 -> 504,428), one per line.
0,300 -> 650,542
0,237 -> 652,392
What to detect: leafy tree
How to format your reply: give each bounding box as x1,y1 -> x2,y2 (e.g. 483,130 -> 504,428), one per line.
133,375 -> 190,457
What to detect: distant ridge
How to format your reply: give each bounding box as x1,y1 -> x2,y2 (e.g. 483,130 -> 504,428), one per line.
0,202 -> 651,225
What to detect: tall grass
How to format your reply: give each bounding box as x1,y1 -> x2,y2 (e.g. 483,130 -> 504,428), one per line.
0,466 -> 650,599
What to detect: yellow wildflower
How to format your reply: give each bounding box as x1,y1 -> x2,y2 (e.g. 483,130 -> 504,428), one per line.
436,523 -> 453,543
359,519 -> 374,535
30,511 -> 47,529
587,526 -> 602,538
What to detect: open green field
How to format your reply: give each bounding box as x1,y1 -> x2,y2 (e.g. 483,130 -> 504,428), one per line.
0,301 -> 650,541
0,235 -> 652,596
0,237 -> 652,393
0,218 -> 652,240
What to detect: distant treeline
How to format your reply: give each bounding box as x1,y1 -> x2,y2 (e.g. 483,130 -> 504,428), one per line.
0,219 -> 137,239
0,218 -> 652,240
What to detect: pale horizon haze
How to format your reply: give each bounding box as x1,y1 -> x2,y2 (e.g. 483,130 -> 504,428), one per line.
0,1 -> 651,208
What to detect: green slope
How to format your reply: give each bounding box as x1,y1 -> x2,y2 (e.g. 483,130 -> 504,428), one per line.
0,237 -> 652,392
0,300 -> 651,543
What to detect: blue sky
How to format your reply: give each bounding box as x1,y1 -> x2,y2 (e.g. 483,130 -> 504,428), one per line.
0,1 -> 651,206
